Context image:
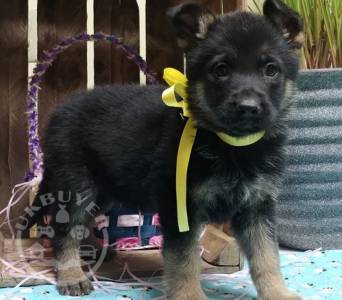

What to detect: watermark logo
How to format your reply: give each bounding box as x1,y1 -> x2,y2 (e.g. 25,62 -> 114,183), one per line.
16,191 -> 109,279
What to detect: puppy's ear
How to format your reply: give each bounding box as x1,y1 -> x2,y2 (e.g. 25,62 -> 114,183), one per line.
263,0 -> 304,52
167,3 -> 215,51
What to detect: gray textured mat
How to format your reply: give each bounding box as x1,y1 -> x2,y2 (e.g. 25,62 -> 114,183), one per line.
277,69 -> 342,250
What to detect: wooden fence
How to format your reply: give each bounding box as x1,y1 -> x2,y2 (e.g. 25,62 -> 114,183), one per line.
0,0 -> 246,236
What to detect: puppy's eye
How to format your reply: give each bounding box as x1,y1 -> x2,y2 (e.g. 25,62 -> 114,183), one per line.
214,63 -> 229,78
263,63 -> 280,78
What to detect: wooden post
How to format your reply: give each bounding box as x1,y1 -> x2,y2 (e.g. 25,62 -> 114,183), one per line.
87,0 -> 95,90
136,0 -> 147,85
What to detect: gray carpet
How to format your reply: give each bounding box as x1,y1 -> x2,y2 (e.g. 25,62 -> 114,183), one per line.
277,68 -> 342,250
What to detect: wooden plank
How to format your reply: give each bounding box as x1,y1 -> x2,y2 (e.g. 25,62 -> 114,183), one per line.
94,0 -> 242,86
197,0 -> 246,14
197,0 -> 223,13
93,0 -> 112,85
146,0 -> 184,82
37,0 -> 87,136
0,0 -> 29,237
94,0 -> 139,85
222,0 -> 247,12
146,0 -> 232,83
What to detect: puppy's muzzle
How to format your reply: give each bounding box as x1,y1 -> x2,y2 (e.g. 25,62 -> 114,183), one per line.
230,88 -> 266,120
236,98 -> 263,117
225,87 -> 271,135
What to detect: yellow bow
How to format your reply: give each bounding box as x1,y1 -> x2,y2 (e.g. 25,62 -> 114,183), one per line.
162,68 -> 265,232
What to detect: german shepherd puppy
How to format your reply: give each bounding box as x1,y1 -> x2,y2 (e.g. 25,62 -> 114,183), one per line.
24,0 -> 303,299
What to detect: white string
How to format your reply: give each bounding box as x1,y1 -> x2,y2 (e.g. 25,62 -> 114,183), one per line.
0,258 -> 55,286
0,175 -> 42,238
87,265 -> 115,294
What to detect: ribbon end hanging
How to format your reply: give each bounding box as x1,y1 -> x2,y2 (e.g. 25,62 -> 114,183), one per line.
176,119 -> 197,233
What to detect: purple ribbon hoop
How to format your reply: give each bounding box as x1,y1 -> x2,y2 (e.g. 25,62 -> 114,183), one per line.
26,32 -> 158,181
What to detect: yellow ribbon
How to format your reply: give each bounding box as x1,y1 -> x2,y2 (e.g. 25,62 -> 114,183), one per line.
162,68 -> 265,232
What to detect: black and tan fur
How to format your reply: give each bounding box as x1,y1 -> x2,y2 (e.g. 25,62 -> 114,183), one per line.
23,0 -> 303,299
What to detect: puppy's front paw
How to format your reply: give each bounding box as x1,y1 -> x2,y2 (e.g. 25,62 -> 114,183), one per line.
261,290 -> 302,300
168,289 -> 207,300
279,291 -> 302,300
57,278 -> 94,296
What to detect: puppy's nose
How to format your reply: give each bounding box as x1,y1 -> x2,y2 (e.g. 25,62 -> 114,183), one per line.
237,98 -> 262,116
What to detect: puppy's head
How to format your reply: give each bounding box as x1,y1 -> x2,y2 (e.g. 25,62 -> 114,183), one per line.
167,0 -> 303,137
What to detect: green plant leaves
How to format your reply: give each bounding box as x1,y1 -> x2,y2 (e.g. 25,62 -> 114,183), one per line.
248,0 -> 342,69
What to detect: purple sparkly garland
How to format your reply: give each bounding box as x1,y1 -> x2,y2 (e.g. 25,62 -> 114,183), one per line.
26,32 -> 158,181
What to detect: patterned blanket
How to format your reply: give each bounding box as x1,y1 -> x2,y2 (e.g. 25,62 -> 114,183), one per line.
0,250 -> 341,300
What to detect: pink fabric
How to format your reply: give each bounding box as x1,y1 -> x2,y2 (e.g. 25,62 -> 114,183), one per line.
152,214 -> 160,226
94,213 -> 163,250
114,237 -> 140,249
149,235 -> 163,247
109,236 -> 163,250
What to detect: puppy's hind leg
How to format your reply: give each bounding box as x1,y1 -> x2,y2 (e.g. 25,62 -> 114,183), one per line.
52,183 -> 99,296
54,234 -> 94,296
232,198 -> 302,300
